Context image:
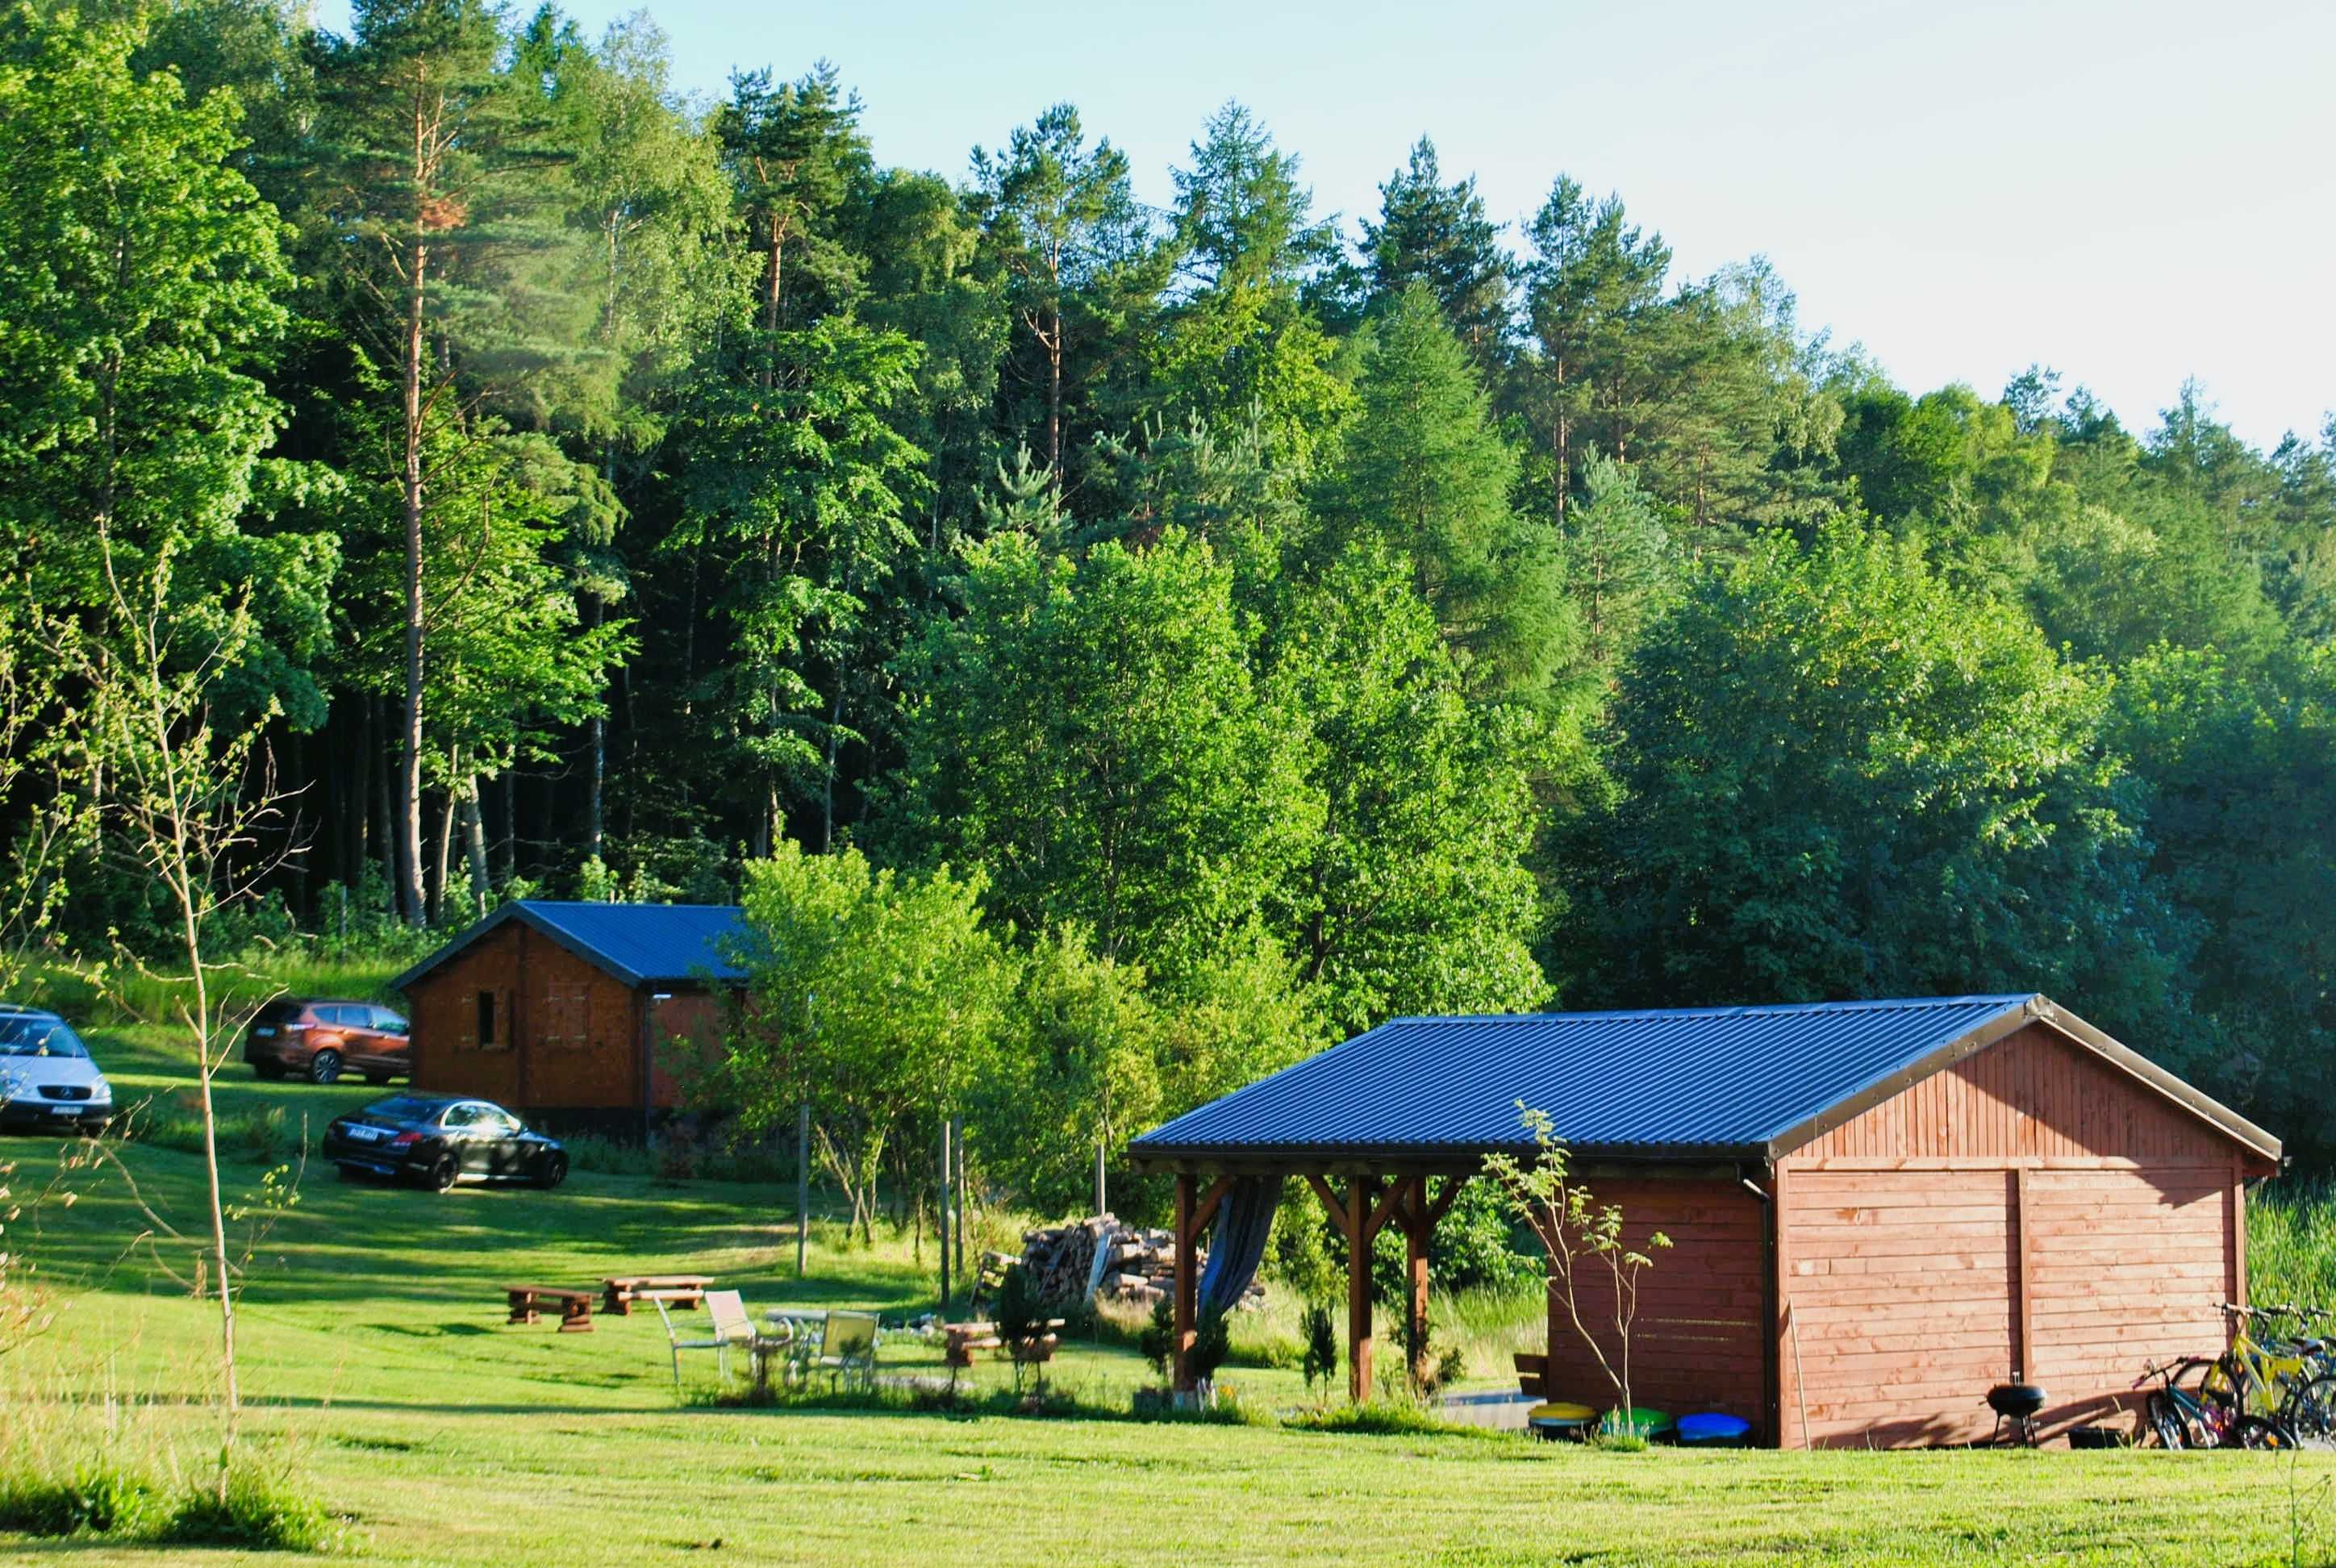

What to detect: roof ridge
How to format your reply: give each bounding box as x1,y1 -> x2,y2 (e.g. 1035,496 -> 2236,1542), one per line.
1379,995 -> 2034,1025
513,899 -> 744,912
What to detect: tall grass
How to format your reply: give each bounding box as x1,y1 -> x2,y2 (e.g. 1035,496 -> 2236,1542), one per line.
2249,1178 -> 2336,1306
0,1371 -> 339,1550
16,950 -> 405,1027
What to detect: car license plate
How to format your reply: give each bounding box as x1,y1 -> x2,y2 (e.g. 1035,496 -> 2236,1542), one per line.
49,1104 -> 79,1116
344,1124 -> 382,1142
252,1026 -> 276,1037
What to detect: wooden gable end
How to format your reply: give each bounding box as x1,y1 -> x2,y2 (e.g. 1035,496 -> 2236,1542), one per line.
1783,1021 -> 2250,1169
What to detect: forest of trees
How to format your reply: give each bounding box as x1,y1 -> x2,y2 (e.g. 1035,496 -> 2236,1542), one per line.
7,0 -> 2336,1185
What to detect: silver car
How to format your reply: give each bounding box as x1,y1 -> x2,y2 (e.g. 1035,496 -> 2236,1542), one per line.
0,1007 -> 114,1131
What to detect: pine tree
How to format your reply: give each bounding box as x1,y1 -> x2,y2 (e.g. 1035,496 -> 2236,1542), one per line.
1317,285 -> 1571,701
1360,137 -> 1512,374
1520,177 -> 1670,522
1152,102 -> 1349,473
511,6 -> 745,862
1562,452 -> 1670,672
308,0 -> 590,921
970,103 -> 1162,494
714,63 -> 870,338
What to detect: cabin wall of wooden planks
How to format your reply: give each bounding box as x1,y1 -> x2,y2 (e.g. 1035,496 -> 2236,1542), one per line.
1540,1179 -> 1768,1437
1774,1022 -> 2250,1449
406,924 -> 646,1112
645,991 -> 728,1110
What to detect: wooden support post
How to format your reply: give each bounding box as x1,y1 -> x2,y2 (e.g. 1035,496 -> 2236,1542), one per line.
1772,1164 -> 1798,1449
1404,1177 -> 1431,1388
2229,1155 -> 2247,1312
1174,1172 -> 1197,1393
1347,1174 -> 1378,1403
2013,1166 -> 2034,1382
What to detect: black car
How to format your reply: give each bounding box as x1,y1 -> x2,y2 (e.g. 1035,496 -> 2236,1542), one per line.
322,1095 -> 568,1191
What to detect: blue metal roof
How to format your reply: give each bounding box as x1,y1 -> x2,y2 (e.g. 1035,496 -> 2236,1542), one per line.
1133,995 -> 2047,1161
390,901 -> 746,992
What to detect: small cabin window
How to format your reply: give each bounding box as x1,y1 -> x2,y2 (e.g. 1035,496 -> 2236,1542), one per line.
476,990 -> 496,1048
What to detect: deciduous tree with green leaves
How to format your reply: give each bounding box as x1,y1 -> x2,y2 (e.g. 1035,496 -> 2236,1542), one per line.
1559,522 -> 2189,1032
886,527 -> 1317,982
718,840 -> 1015,1245
1267,544 -> 1550,1034
0,1 -> 329,723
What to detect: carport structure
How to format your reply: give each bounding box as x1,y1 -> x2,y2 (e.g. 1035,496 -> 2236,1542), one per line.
1127,995 -> 2280,1445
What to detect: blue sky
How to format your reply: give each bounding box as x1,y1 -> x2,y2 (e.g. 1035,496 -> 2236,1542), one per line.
320,0 -> 2336,448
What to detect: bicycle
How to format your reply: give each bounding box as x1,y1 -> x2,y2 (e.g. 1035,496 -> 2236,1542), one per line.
2200,1303 -> 2336,1445
2135,1357 -> 2284,1449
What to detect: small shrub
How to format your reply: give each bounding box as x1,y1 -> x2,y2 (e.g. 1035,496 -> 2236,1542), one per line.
1138,1295 -> 1175,1382
0,1462 -> 161,1537
232,1105 -> 294,1165
157,1463 -> 335,1553
1187,1307 -> 1232,1387
1300,1301 -> 1338,1391
564,1134 -> 656,1178
1283,1399 -> 1495,1439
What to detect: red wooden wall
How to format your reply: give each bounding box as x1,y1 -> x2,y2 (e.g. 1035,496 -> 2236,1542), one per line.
1539,1178 -> 1769,1435
1775,1022 -> 2250,1448
407,924 -> 644,1112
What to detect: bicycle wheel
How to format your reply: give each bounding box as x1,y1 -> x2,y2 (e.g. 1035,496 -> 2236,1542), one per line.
2284,1374 -> 2336,1445
2146,1391 -> 2190,1450
2233,1415 -> 2294,1451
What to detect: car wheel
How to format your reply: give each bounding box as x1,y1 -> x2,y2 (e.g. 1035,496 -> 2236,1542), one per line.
253,1062 -> 286,1082
424,1153 -> 459,1192
535,1153 -> 568,1191
307,1049 -> 344,1085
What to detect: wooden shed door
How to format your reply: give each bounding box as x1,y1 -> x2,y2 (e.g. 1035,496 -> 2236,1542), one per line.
1783,1170 -> 2015,1448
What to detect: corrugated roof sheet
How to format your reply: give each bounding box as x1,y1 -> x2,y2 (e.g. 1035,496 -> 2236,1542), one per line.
391,901 -> 746,992
1132,995 -> 2039,1160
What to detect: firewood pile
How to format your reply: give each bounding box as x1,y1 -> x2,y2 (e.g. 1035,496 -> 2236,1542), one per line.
988,1214 -> 1265,1310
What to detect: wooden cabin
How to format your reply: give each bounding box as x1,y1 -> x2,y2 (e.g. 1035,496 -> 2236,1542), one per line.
390,901 -> 744,1135
1128,995 -> 2279,1448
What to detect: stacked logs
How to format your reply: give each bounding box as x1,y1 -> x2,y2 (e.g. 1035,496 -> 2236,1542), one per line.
1001,1214 -> 1265,1310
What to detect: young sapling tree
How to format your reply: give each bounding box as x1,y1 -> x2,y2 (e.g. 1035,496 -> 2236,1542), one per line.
1482,1102 -> 1671,1433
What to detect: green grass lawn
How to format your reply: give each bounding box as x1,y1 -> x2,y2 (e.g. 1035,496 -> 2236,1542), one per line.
5,1024 -> 2335,1565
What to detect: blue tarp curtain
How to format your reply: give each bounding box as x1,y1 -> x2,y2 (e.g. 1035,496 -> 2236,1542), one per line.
1196,1177 -> 1278,1316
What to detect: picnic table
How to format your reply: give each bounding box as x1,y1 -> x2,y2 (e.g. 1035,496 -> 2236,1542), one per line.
941,1318 -> 1065,1368
601,1274 -> 714,1316
504,1284 -> 594,1332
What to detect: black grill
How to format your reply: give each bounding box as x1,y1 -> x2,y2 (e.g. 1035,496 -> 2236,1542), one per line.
38,1084 -> 92,1102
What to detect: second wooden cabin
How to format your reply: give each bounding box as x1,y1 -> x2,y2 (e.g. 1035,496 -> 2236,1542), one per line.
390,900 -> 743,1135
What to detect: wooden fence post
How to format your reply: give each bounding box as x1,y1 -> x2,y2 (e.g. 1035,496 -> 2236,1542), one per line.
939,1118 -> 953,1312
795,1101 -> 810,1278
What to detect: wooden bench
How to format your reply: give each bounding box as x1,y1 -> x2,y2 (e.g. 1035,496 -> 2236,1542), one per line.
1514,1352 -> 1547,1398
506,1285 -> 594,1332
600,1275 -> 714,1316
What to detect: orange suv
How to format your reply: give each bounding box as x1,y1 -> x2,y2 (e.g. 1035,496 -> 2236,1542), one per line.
244,999 -> 411,1085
